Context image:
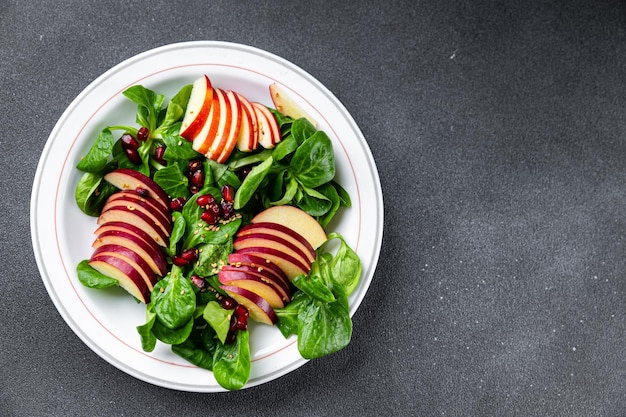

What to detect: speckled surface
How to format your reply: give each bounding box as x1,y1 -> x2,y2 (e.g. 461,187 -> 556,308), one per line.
2,0 -> 625,415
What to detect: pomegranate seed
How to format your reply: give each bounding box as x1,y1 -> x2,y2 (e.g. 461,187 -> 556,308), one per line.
180,248 -> 198,263
125,148 -> 142,164
237,167 -> 252,180
189,185 -> 200,195
220,200 -> 234,219
200,210 -> 218,225
225,331 -> 237,344
208,201 -> 221,216
234,304 -> 248,319
221,185 -> 235,203
169,197 -> 186,212
196,194 -> 215,208
234,318 -> 248,331
137,126 -> 149,141
172,255 -> 189,267
190,275 -> 205,289
221,297 -> 236,310
120,134 -> 139,150
154,145 -> 167,165
189,170 -> 205,189
135,187 -> 150,197
188,159 -> 203,173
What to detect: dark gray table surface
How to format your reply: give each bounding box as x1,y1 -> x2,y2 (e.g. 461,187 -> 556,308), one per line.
2,0 -> 625,416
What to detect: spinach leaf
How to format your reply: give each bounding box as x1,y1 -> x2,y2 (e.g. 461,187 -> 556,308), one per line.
172,337 -> 213,371
153,163 -> 188,198
213,330 -> 250,390
274,291 -> 308,338
136,303 -> 157,352
76,259 -> 118,288
322,232 -> 362,295
203,301 -> 232,344
151,266 -> 196,329
75,172 -> 117,216
168,211 -> 186,256
122,85 -> 164,132
162,134 -> 203,162
316,182 -> 341,228
292,269 -> 335,303
76,128 -> 116,172
297,185 -> 332,217
194,240 -> 233,276
234,155 -> 273,209
152,316 -> 194,345
290,117 -> 317,146
290,131 -> 335,188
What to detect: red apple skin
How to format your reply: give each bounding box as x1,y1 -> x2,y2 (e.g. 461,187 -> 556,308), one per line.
218,269 -> 285,308
215,90 -> 243,163
252,102 -> 275,149
91,244 -> 157,290
101,195 -> 172,237
252,102 -> 280,147
251,205 -> 327,250
106,189 -> 170,220
97,207 -> 169,247
234,246 -> 310,281
180,75 -> 213,140
233,233 -> 312,271
237,222 -> 316,263
103,169 -> 170,212
89,254 -> 151,303
92,229 -> 167,275
235,92 -> 258,151
94,221 -> 163,253
219,264 -> 291,302
227,253 -> 289,285
193,88 -> 221,156
234,92 -> 255,152
220,285 -> 278,325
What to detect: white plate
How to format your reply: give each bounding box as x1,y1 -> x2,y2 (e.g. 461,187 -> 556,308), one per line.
30,41 -> 383,392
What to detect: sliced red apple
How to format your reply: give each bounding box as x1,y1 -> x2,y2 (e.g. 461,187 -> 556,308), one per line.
218,269 -> 285,308
233,232 -> 312,271
180,75 -> 214,140
234,92 -> 258,152
220,264 -> 291,302
215,90 -> 243,163
237,222 -> 316,263
103,169 -> 170,212
89,254 -> 151,303
106,189 -> 170,220
252,102 -> 281,149
101,194 -> 171,238
192,88 -> 221,156
251,205 -> 327,249
234,246 -> 310,280
269,82 -> 317,127
97,207 -> 169,247
194,88 -> 232,160
91,244 -> 157,291
92,229 -> 167,276
220,285 -> 277,325
94,221 -> 163,254
227,253 -> 290,287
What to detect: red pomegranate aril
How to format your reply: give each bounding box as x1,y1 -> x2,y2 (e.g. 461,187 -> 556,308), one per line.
221,200 -> 234,219
188,159 -> 203,173
135,187 -> 150,198
221,185 -> 235,203
137,126 -> 150,141
234,304 -> 249,319
189,185 -> 200,195
221,297 -> 237,310
200,210 -> 218,225
172,255 -> 189,267
234,318 -> 248,331
190,275 -> 205,289
154,145 -> 167,165
169,197 -> 186,212
208,201 -> 221,216
180,248 -> 198,263
120,134 -> 139,150
196,194 -> 215,208
125,148 -> 142,165
189,170 -> 205,189
225,331 -> 237,344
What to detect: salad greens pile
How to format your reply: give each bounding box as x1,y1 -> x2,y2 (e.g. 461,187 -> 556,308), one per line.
74,81 -> 362,390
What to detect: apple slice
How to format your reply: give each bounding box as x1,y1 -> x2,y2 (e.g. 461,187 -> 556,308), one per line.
92,229 -> 167,276
220,285 -> 277,325
227,253 -> 290,288
233,232 -> 312,271
252,102 -> 281,149
101,194 -> 171,238
97,207 -> 169,247
194,88 -> 233,160
103,169 -> 170,212
180,75 -> 214,140
220,264 -> 291,302
89,254 -> 151,303
106,189 -> 170,220
234,246 -> 310,280
94,221 -> 164,254
218,269 -> 285,308
251,205 -> 327,249
192,88 -> 221,155
92,244 -> 157,291
269,83 -> 317,127
215,89 -> 243,163
234,92 -> 258,152
237,222 -> 316,263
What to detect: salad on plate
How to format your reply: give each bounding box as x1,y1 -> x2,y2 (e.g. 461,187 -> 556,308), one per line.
73,74 -> 362,390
